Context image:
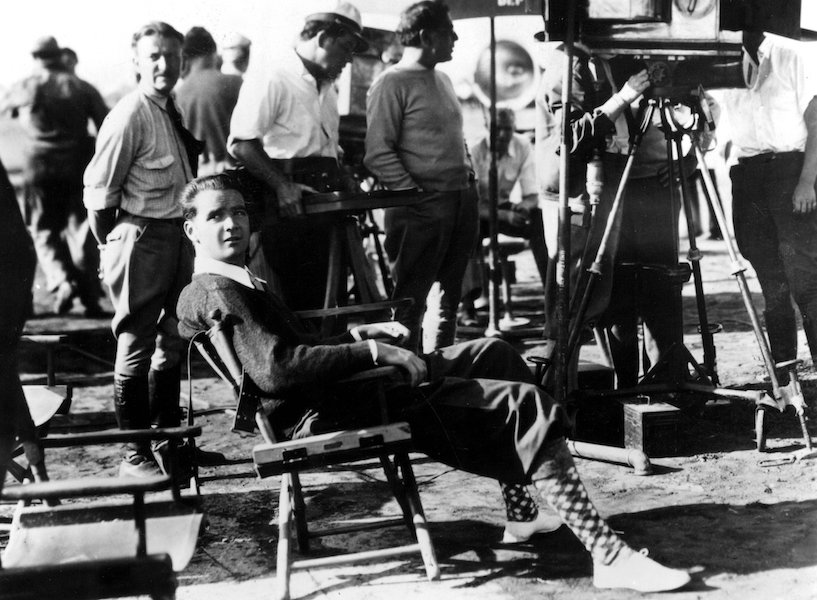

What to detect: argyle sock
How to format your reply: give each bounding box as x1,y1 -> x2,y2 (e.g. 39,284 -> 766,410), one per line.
500,483 -> 539,522
532,438 -> 626,565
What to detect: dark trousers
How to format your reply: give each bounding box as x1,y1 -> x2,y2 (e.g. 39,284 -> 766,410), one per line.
24,145 -> 99,301
543,169 -> 682,387
260,214 -> 334,313
480,205 -> 549,284
100,214 -> 192,376
384,189 -> 479,353
731,152 -> 817,362
300,338 -> 570,484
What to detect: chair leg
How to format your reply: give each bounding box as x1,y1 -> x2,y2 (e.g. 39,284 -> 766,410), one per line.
378,455 -> 412,531
290,471 -> 310,553
276,473 -> 294,600
499,255 -> 514,320
396,453 -> 439,581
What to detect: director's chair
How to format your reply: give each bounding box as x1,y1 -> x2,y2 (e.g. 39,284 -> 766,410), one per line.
191,309 -> 439,600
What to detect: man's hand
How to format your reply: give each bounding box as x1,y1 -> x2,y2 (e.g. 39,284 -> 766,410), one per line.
375,343 -> 427,387
354,321 -> 409,342
621,70 -> 651,102
88,208 -> 118,246
793,179 -> 817,214
275,180 -> 317,219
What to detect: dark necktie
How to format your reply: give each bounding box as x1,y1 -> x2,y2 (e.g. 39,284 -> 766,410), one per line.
165,96 -> 204,177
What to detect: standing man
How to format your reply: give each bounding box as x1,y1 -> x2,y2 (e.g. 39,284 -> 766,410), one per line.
364,0 -> 478,354
535,22 -> 651,384
725,20 -> 817,376
83,22 -> 200,477
1,36 -> 108,315
228,1 -> 369,312
0,157 -> 37,506
176,27 -> 243,176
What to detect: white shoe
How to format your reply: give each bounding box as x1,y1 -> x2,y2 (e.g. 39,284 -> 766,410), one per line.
593,548 -> 691,592
502,512 -> 563,543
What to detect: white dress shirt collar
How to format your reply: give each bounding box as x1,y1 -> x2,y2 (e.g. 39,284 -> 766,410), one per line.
194,256 -> 262,290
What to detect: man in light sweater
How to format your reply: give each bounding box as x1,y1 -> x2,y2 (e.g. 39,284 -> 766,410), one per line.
364,0 -> 477,355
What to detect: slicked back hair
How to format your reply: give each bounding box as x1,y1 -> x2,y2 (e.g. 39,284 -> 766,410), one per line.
179,172 -> 247,220
132,21 -> 184,50
396,1 -> 451,48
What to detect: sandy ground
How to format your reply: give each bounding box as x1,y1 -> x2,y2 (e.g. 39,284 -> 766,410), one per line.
5,234 -> 817,599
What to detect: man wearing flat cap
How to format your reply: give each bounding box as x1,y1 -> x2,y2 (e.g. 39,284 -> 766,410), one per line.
228,1 -> 368,313
1,35 -> 108,316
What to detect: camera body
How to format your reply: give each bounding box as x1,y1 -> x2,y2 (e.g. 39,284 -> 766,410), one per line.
581,0 -> 742,99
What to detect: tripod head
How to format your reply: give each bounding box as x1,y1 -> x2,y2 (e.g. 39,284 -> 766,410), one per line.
651,85 -> 715,140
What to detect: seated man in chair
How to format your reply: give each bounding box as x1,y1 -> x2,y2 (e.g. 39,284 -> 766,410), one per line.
175,172 -> 690,593
460,107 -> 549,324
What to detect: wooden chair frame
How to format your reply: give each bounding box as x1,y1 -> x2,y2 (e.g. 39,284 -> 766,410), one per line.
0,426 -> 202,600
191,310 -> 439,600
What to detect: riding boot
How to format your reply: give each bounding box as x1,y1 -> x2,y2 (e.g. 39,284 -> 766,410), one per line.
149,366 -> 182,428
763,309 -> 797,385
114,374 -> 161,476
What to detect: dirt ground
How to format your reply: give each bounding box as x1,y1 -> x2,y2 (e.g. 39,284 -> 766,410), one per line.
5,234 -> 817,599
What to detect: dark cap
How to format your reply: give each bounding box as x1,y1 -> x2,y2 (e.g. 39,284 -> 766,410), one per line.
31,35 -> 61,58
183,26 -> 217,58
306,1 -> 369,52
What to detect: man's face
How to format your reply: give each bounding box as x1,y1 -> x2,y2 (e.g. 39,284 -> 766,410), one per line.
134,34 -> 182,96
496,118 -> 514,156
184,189 -> 250,266
424,17 -> 458,64
318,30 -> 357,80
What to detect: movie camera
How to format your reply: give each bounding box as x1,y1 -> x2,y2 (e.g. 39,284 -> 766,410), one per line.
541,0 -> 750,99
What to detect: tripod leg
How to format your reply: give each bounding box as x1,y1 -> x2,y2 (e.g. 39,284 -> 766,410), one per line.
562,103 -> 658,379
674,137 -> 718,384
694,145 -> 782,396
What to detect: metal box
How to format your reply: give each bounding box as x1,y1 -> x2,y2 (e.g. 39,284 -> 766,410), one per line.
622,399 -> 682,457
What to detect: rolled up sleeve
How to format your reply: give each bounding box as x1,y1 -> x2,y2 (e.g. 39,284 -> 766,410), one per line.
83,105 -> 139,211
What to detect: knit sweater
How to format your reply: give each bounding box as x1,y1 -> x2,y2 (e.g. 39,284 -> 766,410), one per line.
364,66 -> 470,192
177,273 -> 375,429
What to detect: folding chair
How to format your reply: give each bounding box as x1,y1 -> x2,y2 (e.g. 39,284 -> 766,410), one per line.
0,426 -> 203,600
192,309 -> 439,600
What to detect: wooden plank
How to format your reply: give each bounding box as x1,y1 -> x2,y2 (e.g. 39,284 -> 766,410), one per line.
20,334 -> 67,346
1,475 -> 171,501
40,425 -> 202,448
0,554 -> 176,600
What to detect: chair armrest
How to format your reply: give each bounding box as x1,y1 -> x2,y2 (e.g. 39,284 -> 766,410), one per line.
1,475 -> 171,502
295,298 -> 412,320
39,426 -> 202,449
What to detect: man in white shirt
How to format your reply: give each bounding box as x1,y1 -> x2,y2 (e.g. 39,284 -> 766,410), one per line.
228,1 -> 368,312
724,25 -> 817,374
471,108 -> 548,283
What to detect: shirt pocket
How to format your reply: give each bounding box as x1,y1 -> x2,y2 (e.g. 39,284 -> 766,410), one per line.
136,154 -> 177,192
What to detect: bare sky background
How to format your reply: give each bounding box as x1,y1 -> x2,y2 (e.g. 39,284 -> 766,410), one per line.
4,1 -> 815,93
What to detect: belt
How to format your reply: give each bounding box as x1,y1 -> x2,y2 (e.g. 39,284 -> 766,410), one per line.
119,211 -> 183,226
737,150 -> 803,165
